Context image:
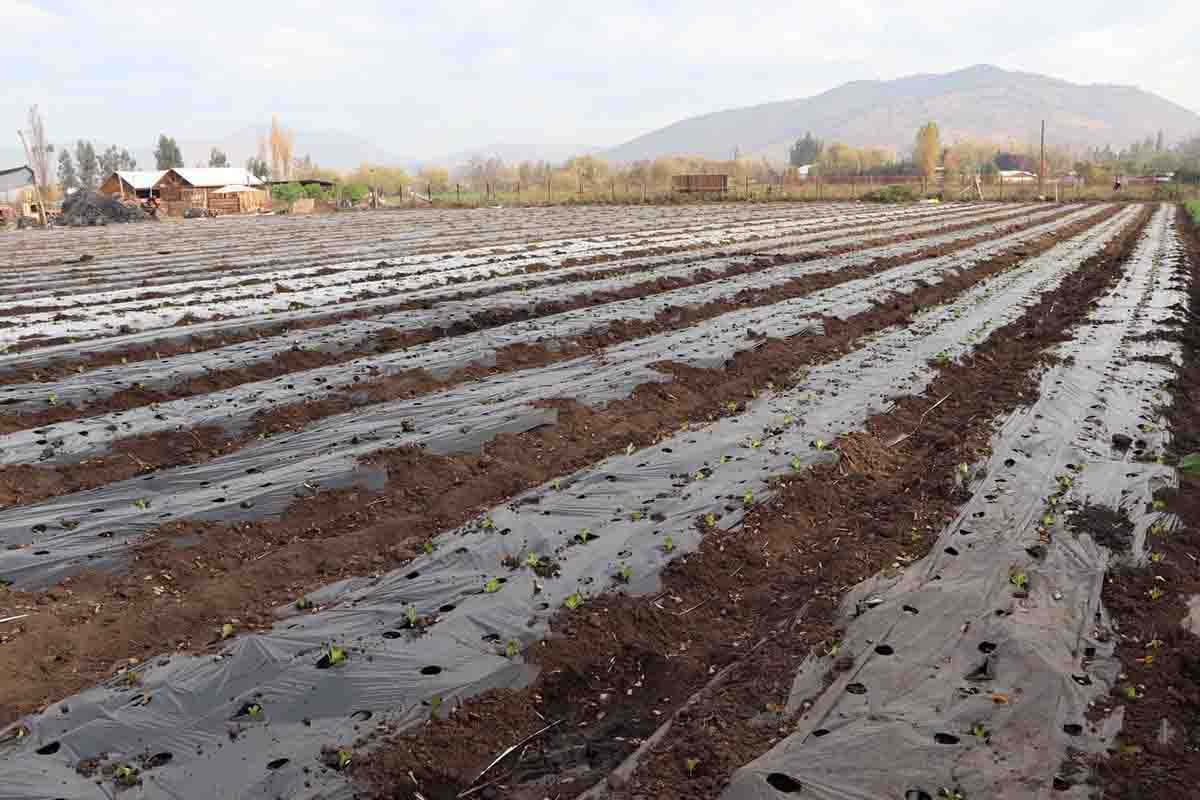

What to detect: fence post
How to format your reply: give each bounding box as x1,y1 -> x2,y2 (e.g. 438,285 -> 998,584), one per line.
456,183 -> 461,204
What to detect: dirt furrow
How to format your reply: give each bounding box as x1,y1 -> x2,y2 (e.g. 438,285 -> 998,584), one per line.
0,207 -> 1139,739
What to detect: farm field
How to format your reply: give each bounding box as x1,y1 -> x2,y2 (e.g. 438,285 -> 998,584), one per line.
0,201 -> 1198,800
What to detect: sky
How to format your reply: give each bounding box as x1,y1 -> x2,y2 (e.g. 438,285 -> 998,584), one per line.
2,0 -> 1197,161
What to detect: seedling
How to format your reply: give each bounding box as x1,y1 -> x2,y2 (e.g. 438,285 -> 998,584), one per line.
1150,550 -> 1165,563
939,789 -> 964,800
564,592 -> 583,611
1152,499 -> 1167,511
743,490 -> 754,507
505,640 -> 518,658
726,401 -> 738,413
320,644 -> 347,668
825,641 -> 840,657
748,438 -> 763,449
295,597 -> 312,610
934,351 -> 950,365
574,529 -> 596,544
405,606 -> 418,628
720,455 -> 731,464
814,439 -> 827,451
1178,453 -> 1200,475
337,750 -> 353,770
481,517 -> 495,531
791,456 -> 803,471
685,757 -> 700,774
1010,570 -> 1028,591
484,578 -> 501,594
630,510 -> 643,521
552,478 -> 562,491
971,723 -> 988,738
524,553 -> 541,568
1148,587 -> 1164,601
662,536 -> 675,553
115,764 -> 137,787
47,393 -> 57,406
704,513 -> 717,528
626,443 -> 636,456
1123,685 -> 1140,701
423,541 -> 435,555
616,564 -> 632,583
133,498 -> 150,511
220,622 -> 234,640
246,703 -> 263,720
1041,512 -> 1055,527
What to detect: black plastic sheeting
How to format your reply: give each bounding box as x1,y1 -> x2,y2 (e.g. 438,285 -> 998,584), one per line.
0,206 -> 1120,589
721,206 -> 1185,799
0,204 -> 1027,411
0,207 -> 1145,800
0,204 -> 1079,467
0,204 -> 998,363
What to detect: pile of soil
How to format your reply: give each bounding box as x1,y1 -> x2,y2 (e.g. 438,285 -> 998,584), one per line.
60,191 -> 150,227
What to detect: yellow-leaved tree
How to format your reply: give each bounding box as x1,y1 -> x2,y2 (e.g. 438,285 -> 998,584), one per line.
914,122 -> 941,180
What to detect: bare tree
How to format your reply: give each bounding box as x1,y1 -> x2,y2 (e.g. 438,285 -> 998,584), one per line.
25,105 -> 52,194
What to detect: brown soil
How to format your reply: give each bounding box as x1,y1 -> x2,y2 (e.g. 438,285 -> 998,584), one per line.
0,205 -> 1143,761
345,206 -> 1153,799
0,205 -> 1046,391
0,207 -> 1106,510
1088,208 -> 1200,799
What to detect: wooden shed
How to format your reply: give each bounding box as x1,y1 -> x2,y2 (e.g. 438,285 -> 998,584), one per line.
154,168 -> 265,216
671,174 -> 729,194
97,171 -> 166,200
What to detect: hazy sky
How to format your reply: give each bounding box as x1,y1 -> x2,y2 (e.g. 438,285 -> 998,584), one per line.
3,0 -> 1196,159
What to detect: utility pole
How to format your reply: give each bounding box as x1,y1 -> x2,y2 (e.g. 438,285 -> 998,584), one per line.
1039,120 -> 1046,199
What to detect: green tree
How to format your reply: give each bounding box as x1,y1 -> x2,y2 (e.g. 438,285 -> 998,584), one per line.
98,145 -> 137,175
789,132 -> 823,167
154,135 -> 183,169
208,148 -> 229,168
914,122 -> 941,180
57,149 -> 78,193
246,156 -> 271,181
74,140 -> 99,190
271,182 -> 305,207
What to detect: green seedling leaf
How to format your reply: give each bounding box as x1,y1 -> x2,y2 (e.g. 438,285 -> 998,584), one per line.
630,510 -> 643,521
1148,587 -> 1164,601
743,490 -> 754,507
1010,571 -> 1028,590
617,564 -> 632,582
505,640 -> 518,658
662,536 -> 675,553
791,456 -> 804,471
626,443 -> 636,456
423,541 -> 434,555
481,517 -> 495,531
484,578 -> 501,594
574,529 -> 595,544
704,513 -> 717,528
115,764 -> 137,787
133,498 -> 150,511
295,597 -> 312,610
720,455 -> 731,464
814,439 -> 826,451
1178,453 -> 1200,475
322,644 -> 347,667
685,757 -> 700,773
220,623 -> 234,640
1152,499 -> 1167,511
552,478 -> 561,491
524,553 -> 541,568
1123,685 -> 1139,701
246,703 -> 263,720
726,401 -> 738,413
564,592 -> 583,611
1041,513 -> 1055,527
337,750 -> 352,770
748,438 -> 762,449
405,606 -> 418,627
46,393 -> 56,406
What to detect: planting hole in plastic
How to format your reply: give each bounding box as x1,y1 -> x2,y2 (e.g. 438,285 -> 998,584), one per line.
765,773 -> 804,794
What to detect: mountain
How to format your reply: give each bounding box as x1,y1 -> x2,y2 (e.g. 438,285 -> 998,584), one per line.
422,143 -> 601,170
603,65 -> 1200,163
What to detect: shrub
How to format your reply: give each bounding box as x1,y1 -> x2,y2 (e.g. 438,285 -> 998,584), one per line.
861,184 -> 919,203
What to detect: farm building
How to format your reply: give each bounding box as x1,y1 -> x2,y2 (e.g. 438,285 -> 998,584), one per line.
97,170 -> 166,200
154,168 -> 266,215
671,174 -> 729,193
997,170 -> 1039,183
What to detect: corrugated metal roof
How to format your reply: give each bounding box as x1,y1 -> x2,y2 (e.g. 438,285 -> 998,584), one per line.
115,171 -> 167,190
170,168 -> 263,188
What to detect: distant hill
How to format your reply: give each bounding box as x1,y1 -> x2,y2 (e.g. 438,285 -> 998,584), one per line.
422,143 -> 601,170
603,65 -> 1200,163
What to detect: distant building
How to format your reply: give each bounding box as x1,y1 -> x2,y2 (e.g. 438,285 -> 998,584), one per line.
997,170 -> 1038,183
99,167 -> 266,216
98,170 -> 167,200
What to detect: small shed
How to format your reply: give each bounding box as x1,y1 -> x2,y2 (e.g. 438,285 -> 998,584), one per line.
209,185 -> 269,215
98,170 -> 167,200
671,174 -> 729,193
